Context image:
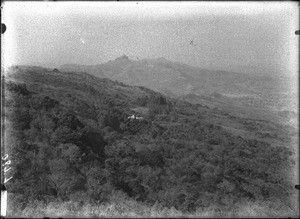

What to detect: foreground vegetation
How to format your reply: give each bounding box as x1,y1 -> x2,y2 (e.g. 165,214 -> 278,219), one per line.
3,66 -> 298,217
7,191 -> 297,218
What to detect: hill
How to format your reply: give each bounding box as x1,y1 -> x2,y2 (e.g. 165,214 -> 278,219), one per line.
59,56 -> 297,123
3,65 -> 297,217
60,55 -> 270,96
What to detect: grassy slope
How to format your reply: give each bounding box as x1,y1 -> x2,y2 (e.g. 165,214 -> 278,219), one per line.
7,192 -> 298,218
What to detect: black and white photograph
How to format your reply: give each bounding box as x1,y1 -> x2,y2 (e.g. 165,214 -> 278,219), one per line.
1,1 -> 299,217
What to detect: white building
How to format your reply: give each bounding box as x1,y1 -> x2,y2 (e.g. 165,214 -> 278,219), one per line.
128,114 -> 143,120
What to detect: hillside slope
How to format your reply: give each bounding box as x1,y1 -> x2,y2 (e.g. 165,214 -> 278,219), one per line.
3,66 -> 297,217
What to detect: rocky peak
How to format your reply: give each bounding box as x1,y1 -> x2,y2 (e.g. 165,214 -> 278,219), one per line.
115,54 -> 129,61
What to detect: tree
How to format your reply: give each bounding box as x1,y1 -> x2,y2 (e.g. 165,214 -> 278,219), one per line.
98,108 -> 124,130
48,143 -> 85,199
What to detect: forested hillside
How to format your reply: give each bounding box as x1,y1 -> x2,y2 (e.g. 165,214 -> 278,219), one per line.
2,66 -> 297,217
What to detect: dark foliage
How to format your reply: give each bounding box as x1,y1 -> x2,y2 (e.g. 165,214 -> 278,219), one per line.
4,67 -> 294,212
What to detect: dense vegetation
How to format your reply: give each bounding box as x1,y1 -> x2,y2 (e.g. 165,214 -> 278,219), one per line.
3,66 -> 296,216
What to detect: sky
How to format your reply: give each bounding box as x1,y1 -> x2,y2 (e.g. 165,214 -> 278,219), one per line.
2,1 -> 299,76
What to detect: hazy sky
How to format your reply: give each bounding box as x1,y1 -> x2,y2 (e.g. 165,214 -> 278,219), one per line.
2,2 -> 299,76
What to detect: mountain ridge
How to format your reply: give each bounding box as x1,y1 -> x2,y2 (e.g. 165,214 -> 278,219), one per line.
59,55 -> 275,96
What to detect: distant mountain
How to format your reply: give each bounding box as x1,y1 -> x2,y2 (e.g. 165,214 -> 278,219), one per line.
59,55 -> 298,125
60,55 -> 284,98
59,63 -> 106,78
